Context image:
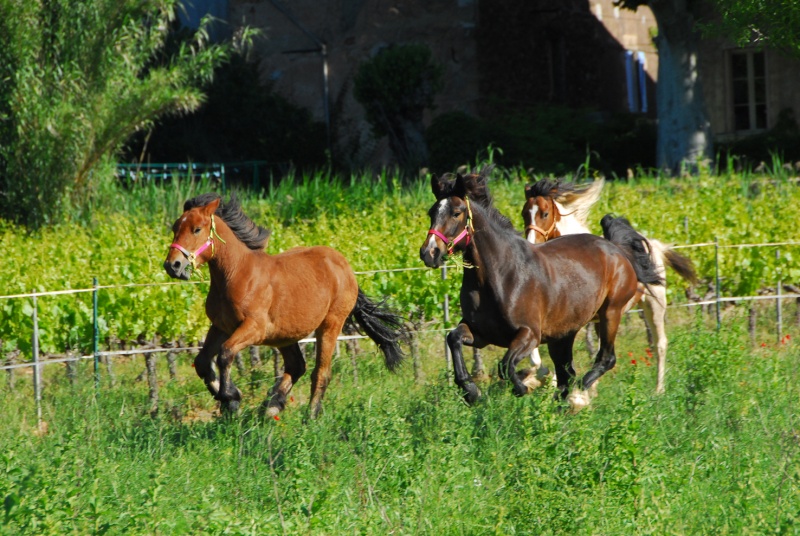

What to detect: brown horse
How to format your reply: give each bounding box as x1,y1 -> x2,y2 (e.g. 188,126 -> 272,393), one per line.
164,193 -> 406,418
419,168 -> 663,408
522,178 -> 697,393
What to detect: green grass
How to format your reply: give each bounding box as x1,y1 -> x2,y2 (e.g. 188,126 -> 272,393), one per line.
2,304 -> 800,534
3,167 -> 800,534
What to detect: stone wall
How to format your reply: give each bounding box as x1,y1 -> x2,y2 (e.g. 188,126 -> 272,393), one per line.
230,0 -> 479,169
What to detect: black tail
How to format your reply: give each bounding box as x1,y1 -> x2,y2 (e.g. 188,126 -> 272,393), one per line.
346,289 -> 406,371
600,214 -> 664,288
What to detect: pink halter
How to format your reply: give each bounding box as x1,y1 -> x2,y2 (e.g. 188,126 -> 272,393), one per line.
428,196 -> 474,255
170,215 -> 226,269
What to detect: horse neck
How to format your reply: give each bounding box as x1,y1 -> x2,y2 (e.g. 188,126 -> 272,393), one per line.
554,204 -> 592,236
206,218 -> 256,283
464,204 -> 526,288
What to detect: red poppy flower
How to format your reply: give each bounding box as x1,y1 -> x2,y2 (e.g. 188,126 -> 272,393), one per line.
631,359 -> 637,365
273,415 -> 280,421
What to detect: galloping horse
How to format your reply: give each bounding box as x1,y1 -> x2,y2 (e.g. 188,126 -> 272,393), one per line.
522,178 -> 697,393
419,168 -> 663,408
164,193 -> 406,418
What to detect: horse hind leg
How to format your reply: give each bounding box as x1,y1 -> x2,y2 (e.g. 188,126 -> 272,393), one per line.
642,287 -> 668,394
308,323 -> 344,419
572,307 -> 622,411
263,342 -> 307,417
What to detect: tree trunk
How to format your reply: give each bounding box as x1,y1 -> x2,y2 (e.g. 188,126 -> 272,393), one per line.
650,0 -> 713,173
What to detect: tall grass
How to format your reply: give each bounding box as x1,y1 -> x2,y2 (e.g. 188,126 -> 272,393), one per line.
2,317 -> 799,534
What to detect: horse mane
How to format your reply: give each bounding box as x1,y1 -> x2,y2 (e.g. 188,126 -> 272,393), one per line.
526,177 -> 604,226
600,214 -> 663,288
184,192 -> 272,251
438,165 -> 518,234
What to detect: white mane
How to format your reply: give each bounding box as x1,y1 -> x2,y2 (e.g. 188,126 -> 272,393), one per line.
554,178 -> 604,235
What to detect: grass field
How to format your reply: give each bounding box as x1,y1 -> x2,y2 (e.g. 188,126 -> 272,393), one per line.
2,169 -> 800,534
2,301 -> 799,535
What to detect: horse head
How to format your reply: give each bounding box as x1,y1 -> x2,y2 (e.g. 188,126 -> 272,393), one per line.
164,194 -> 223,280
420,167 -> 499,268
522,181 -> 561,244
522,177 -> 605,243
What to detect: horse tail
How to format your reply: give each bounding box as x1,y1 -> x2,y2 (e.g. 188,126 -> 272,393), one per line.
600,214 -> 664,288
647,238 -> 699,286
663,248 -> 699,286
347,289 -> 406,371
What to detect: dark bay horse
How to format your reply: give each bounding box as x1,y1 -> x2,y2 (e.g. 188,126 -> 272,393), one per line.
522,178 -> 697,393
419,169 -> 663,409
164,193 -> 405,418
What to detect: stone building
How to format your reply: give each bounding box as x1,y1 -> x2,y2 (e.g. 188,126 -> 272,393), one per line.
186,0 -> 800,168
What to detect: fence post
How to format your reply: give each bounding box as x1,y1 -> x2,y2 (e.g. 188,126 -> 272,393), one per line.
441,264 -> 452,384
32,294 -> 42,428
714,237 -> 721,331
93,277 -> 99,389
777,249 -> 783,344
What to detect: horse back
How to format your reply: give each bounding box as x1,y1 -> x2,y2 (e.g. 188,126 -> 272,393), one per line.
207,245 -> 359,342
524,234 -> 639,338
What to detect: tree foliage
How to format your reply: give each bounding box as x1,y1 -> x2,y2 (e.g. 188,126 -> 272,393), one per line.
705,0 -> 800,56
0,0 -> 238,228
123,53 -> 328,178
354,44 -> 443,176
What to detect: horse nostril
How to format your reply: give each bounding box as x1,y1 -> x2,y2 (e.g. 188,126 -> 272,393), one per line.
172,260 -> 182,270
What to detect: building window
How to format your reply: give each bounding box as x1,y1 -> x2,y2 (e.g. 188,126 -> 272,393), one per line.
625,50 -> 648,113
730,50 -> 767,131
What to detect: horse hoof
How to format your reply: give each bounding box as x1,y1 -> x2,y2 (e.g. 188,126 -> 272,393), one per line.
462,383 -> 481,405
566,391 -> 592,413
517,368 -> 546,392
221,399 -> 240,414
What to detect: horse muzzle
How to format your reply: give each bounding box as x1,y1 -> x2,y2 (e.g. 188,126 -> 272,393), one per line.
420,244 -> 443,269
164,257 -> 191,280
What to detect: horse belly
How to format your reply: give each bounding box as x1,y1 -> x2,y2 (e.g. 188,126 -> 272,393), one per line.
535,255 -> 612,340
461,291 -> 518,347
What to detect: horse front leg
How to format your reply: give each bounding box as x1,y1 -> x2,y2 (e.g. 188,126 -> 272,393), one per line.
572,308 -> 622,412
216,318 -> 264,413
446,323 -> 481,404
195,325 -> 227,398
498,327 -> 539,397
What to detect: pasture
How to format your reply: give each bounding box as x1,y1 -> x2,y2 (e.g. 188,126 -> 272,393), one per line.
2,168 -> 800,534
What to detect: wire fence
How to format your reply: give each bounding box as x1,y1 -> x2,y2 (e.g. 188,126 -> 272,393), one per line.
3,238 -> 800,421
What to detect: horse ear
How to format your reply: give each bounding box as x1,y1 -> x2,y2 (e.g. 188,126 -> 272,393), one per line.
524,184 -> 534,199
202,197 -> 221,216
431,174 -> 448,199
454,174 -> 467,198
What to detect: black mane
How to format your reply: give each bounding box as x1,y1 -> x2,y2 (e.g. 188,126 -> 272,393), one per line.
437,166 -> 518,235
525,177 -> 583,199
184,192 -> 271,251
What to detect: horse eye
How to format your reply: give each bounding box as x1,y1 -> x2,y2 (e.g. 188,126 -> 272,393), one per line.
542,212 -> 549,218
193,227 -> 202,234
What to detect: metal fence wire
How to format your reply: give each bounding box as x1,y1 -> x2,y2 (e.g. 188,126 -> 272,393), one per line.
3,239 -> 800,421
